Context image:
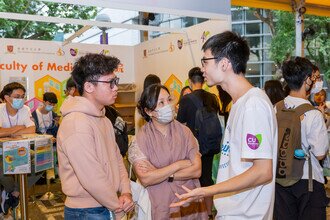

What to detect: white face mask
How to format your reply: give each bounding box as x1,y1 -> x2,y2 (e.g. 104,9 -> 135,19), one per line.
311,80 -> 323,94
154,104 -> 174,124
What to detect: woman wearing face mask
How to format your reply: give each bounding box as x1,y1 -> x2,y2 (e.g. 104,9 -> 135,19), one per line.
308,65 -> 324,97
128,84 -> 208,219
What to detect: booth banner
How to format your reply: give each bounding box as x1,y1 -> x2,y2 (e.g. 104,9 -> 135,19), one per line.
0,39 -> 135,114
34,138 -> 53,173
134,20 -> 231,99
3,140 -> 31,174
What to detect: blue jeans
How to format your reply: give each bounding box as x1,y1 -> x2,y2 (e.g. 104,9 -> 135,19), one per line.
64,206 -> 115,220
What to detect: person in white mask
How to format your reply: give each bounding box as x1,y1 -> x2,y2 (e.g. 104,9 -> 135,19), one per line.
0,82 -> 35,138
32,92 -> 59,136
310,64 -> 323,95
128,84 -> 208,220
0,82 -> 35,215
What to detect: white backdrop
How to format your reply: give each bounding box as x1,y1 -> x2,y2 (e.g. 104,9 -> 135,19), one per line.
134,20 -> 231,99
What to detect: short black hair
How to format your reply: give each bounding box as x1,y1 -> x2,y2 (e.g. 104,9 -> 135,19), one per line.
264,80 -> 285,105
43,92 -> 58,104
66,76 -> 76,90
143,74 -> 161,90
202,31 -> 250,74
188,67 -> 204,84
282,57 -> 313,91
2,82 -> 26,97
71,53 -> 120,95
137,84 -> 169,122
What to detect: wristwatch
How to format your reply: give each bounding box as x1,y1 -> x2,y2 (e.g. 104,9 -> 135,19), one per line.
168,174 -> 174,182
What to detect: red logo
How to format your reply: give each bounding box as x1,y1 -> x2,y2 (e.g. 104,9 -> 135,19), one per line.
7,45 -> 13,53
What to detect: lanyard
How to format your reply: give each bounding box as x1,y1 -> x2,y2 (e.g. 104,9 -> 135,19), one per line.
41,112 -> 52,133
6,107 -> 18,128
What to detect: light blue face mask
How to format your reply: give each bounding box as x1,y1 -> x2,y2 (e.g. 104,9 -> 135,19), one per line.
45,105 -> 54,112
11,98 -> 24,110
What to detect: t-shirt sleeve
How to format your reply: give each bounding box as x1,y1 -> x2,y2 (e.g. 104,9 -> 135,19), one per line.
305,111 -> 329,157
241,98 -> 274,160
22,107 -> 35,127
128,136 -> 147,164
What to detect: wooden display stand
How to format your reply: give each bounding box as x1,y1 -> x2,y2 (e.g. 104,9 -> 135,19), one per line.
114,84 -> 136,132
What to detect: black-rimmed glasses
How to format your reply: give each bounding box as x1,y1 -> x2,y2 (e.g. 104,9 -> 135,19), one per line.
89,77 -> 120,89
201,57 -> 218,67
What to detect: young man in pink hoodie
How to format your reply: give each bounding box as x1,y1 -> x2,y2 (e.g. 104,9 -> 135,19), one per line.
57,54 -> 134,219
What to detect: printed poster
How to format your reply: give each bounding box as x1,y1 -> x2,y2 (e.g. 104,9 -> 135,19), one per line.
3,140 -> 31,174
35,138 -> 53,173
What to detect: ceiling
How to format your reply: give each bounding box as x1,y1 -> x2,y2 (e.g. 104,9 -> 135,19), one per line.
231,0 -> 330,17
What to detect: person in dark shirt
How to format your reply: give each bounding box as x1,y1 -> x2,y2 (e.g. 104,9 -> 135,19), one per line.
177,67 -> 219,219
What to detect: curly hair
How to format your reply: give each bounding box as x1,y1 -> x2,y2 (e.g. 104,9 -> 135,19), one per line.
71,53 -> 120,95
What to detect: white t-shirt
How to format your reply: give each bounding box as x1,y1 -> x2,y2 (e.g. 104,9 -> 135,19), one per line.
282,96 -> 329,184
0,103 -> 35,128
215,88 -> 278,220
36,108 -> 53,134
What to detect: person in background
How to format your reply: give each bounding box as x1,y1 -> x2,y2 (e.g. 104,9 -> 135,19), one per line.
65,76 -> 79,98
135,74 -> 161,134
314,89 -> 327,106
129,84 -> 208,219
57,54 -> 133,219
104,105 -> 129,157
274,57 -> 328,220
264,80 -> 286,106
216,85 -> 232,124
0,82 -> 35,137
175,86 -> 192,113
314,89 -> 330,129
172,31 -> 277,220
32,92 -> 60,183
0,82 -> 35,215
32,92 -> 59,136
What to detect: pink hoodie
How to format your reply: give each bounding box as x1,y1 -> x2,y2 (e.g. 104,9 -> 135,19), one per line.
57,96 -> 131,210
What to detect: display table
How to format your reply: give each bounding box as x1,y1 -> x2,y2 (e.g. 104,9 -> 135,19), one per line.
0,134 -> 53,220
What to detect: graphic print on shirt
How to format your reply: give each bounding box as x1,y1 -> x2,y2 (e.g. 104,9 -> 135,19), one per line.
246,133 -> 262,150
219,141 -> 230,169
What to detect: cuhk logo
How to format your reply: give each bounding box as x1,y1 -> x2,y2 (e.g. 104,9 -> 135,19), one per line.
7,45 -> 14,53
246,133 -> 262,150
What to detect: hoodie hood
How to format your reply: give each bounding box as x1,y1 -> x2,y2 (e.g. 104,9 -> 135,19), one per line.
60,96 -> 105,118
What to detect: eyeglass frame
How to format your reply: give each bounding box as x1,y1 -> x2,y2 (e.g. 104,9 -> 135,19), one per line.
89,77 -> 120,89
200,57 -> 219,67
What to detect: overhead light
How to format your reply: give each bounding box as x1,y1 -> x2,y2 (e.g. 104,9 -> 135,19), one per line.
95,14 -> 111,31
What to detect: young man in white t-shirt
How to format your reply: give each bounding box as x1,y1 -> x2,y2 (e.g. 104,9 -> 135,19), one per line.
274,57 -> 328,220
0,82 -> 35,215
0,82 -> 35,137
171,31 -> 278,220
